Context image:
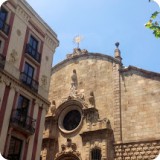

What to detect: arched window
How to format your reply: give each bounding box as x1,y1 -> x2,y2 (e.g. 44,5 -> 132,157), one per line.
91,148 -> 101,160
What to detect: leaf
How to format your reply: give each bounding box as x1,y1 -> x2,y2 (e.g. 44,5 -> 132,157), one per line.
151,11 -> 159,19
145,21 -> 152,28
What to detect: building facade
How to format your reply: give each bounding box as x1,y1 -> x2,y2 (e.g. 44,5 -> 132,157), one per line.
42,46 -> 160,160
0,0 -> 59,159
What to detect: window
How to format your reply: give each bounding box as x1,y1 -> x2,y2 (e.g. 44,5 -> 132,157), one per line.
0,8 -> 7,28
17,95 -> 29,114
23,62 -> 34,86
63,110 -> 81,131
7,136 -> 23,160
20,62 -> 38,92
91,148 -> 101,160
26,35 -> 41,62
29,36 -> 38,53
0,8 -> 9,35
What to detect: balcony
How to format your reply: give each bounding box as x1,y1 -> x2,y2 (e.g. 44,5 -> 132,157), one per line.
10,109 -> 36,135
25,44 -> 41,63
0,53 -> 5,69
0,18 -> 10,35
20,72 -> 39,92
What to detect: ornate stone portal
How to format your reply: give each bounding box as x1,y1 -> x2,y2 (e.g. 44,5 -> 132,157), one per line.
54,139 -> 81,160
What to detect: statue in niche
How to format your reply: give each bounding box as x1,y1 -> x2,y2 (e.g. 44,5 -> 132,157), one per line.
69,69 -> 78,98
71,69 -> 78,89
50,100 -> 56,115
88,91 -> 95,107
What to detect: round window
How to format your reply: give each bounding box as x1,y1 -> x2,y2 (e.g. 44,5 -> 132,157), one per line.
58,104 -> 83,134
63,110 -> 81,131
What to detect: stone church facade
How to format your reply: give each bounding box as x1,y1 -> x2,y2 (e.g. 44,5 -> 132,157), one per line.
41,45 -> 160,160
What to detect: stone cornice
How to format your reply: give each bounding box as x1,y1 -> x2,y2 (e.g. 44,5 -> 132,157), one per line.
52,53 -> 122,74
0,69 -> 50,106
120,65 -> 160,78
21,0 -> 58,38
114,138 -> 160,146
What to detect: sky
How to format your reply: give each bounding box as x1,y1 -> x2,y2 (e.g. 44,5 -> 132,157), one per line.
26,0 -> 160,73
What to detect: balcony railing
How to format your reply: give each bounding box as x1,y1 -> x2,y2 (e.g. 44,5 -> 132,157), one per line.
25,44 -> 41,63
0,53 -> 6,69
10,109 -> 36,135
20,72 -> 39,92
0,18 -> 10,35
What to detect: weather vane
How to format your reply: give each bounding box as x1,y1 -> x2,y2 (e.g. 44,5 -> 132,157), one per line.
73,35 -> 83,48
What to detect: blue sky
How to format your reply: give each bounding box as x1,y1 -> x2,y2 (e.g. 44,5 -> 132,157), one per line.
26,0 -> 160,72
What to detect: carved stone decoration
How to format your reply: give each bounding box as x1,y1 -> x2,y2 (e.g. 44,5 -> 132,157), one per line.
50,100 -> 56,115
55,138 -> 81,160
16,6 -> 30,22
66,48 -> 88,59
71,69 -> 78,89
41,75 -> 47,87
81,49 -> 88,54
69,69 -> 78,99
88,91 -> 95,107
9,49 -> 18,63
86,109 -> 99,123
16,29 -> 21,36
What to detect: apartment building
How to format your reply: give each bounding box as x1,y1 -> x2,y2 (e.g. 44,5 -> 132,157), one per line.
0,0 -> 59,159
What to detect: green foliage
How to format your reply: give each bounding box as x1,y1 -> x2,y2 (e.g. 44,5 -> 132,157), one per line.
145,0 -> 160,38
145,11 -> 160,38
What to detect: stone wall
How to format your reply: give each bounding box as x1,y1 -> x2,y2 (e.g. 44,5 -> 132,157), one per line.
121,67 -> 160,142
114,140 -> 160,160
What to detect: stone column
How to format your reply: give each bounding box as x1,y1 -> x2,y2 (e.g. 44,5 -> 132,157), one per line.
0,80 -> 6,110
113,43 -> 122,143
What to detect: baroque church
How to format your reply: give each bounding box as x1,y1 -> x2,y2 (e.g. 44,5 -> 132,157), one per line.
41,44 -> 160,160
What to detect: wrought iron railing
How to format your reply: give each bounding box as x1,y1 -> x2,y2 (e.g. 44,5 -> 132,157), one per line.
0,53 -> 6,69
0,18 -> 10,35
25,44 -> 41,63
10,109 -> 36,135
20,72 -> 39,92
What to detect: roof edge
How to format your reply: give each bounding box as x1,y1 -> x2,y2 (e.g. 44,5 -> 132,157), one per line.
52,52 -> 122,73
120,65 -> 160,77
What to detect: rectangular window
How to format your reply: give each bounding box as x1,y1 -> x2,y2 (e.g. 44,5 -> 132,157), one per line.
26,35 -> 41,62
0,8 -> 9,35
29,36 -> 38,53
23,62 -> 34,86
0,8 -> 7,28
17,95 -> 29,112
20,62 -> 38,92
7,136 -> 23,160
16,95 -> 29,125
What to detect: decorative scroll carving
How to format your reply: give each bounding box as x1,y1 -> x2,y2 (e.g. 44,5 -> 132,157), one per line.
55,138 -> 81,160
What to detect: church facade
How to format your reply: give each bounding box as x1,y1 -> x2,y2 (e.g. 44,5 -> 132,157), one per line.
41,45 -> 160,160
